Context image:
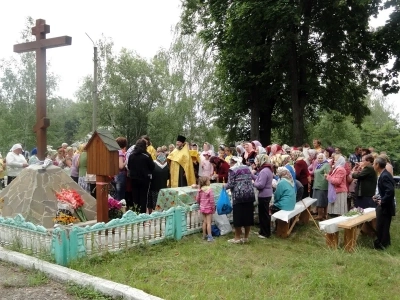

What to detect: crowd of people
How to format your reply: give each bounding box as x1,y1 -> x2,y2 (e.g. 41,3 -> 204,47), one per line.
0,136 -> 395,250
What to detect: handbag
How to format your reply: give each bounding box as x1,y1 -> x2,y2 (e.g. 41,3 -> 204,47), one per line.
216,188 -> 232,215
328,182 -> 336,203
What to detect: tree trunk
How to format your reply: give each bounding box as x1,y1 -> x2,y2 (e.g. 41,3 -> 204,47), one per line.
250,88 -> 260,141
259,100 -> 275,145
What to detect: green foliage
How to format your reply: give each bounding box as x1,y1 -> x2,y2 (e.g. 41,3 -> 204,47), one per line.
308,94 -> 400,172
180,0 -> 399,145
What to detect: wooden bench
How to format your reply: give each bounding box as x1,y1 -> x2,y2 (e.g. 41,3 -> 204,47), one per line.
272,197 -> 317,238
329,211 -> 377,252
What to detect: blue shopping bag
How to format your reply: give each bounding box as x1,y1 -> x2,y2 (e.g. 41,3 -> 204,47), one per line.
216,188 -> 232,215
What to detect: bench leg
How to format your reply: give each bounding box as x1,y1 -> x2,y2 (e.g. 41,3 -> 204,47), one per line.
361,220 -> 377,237
299,210 -> 309,224
343,228 -> 357,252
325,232 -> 339,249
276,220 -> 289,238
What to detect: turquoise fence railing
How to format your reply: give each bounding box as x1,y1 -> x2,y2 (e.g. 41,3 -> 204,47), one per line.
0,214 -> 52,256
1,204 -> 220,266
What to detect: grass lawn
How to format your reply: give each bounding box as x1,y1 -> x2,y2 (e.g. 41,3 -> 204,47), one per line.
70,194 -> 400,300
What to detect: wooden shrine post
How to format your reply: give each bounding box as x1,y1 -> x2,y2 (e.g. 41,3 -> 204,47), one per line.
14,19 -> 72,160
85,130 -> 120,223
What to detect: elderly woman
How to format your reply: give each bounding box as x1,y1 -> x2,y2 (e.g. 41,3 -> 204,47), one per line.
150,152 -> 170,213
313,153 -> 331,220
271,167 -> 296,214
225,156 -> 255,244
5,144 -> 28,185
242,142 -> 257,166
351,154 -> 377,208
326,155 -> 348,216
236,145 -> 245,157
210,156 -> 230,183
252,154 -> 274,238
292,150 -> 310,199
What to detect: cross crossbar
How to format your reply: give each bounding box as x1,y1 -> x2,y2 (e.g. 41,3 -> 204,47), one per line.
13,36 -> 72,53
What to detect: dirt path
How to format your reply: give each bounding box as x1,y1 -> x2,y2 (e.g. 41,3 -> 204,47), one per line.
0,261 -> 76,300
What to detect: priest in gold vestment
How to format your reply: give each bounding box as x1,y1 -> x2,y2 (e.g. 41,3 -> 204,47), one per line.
167,135 -> 196,187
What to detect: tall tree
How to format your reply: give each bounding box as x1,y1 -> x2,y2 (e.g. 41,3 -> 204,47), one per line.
181,0 -> 398,145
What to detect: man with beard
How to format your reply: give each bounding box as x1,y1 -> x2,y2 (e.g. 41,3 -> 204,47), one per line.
167,135 -> 196,187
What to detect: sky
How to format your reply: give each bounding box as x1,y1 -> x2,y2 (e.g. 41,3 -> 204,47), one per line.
0,0 -> 398,113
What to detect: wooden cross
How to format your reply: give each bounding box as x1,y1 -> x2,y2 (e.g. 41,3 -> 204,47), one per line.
13,19 -> 72,160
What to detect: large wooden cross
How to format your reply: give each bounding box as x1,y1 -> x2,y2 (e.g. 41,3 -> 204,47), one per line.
13,19 -> 72,160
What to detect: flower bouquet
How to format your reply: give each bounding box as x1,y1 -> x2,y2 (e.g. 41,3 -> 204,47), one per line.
108,197 -> 123,220
55,189 -> 88,222
53,212 -> 78,225
344,207 -> 364,217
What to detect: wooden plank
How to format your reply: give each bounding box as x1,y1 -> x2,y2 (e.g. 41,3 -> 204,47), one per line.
337,211 -> 376,229
13,36 -> 72,53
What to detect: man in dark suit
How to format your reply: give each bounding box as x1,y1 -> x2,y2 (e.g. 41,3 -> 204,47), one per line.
373,156 -> 396,250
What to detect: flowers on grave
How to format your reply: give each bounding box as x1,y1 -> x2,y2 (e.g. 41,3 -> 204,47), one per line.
108,197 -> 123,220
53,212 -> 78,225
344,207 -> 364,217
55,189 -> 88,222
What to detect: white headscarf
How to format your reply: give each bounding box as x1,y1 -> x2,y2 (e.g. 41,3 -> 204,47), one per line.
10,144 -> 23,152
230,156 -> 242,169
257,146 -> 267,154
334,156 -> 346,168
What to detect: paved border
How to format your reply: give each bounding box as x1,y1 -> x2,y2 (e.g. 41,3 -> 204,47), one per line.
0,247 -> 162,300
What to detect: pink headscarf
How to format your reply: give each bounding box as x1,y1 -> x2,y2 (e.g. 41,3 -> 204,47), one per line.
271,144 -> 283,156
244,143 -> 254,159
252,140 -> 262,148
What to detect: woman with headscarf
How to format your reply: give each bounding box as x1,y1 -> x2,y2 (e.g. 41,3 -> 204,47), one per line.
5,144 -> 28,185
292,150 -> 310,199
326,155 -> 348,216
150,152 -> 170,213
252,154 -> 274,238
242,142 -> 256,166
28,148 -> 39,165
210,156 -> 230,183
313,153 -> 331,220
255,146 -> 267,155
271,167 -> 296,214
225,156 -> 255,243
236,145 -> 245,157
270,144 -> 283,156
307,149 -> 318,198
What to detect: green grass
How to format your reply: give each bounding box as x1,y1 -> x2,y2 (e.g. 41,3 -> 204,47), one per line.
27,270 -> 49,286
68,193 -> 400,300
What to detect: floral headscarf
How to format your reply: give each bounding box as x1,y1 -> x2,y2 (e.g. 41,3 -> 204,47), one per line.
291,150 -> 305,161
156,153 -> 167,164
281,154 -> 291,166
255,154 -> 270,167
277,167 -> 294,186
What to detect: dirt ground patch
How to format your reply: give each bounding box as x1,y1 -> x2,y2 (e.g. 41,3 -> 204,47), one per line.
0,260 -> 76,300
